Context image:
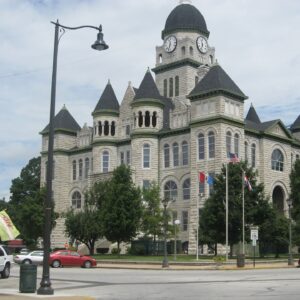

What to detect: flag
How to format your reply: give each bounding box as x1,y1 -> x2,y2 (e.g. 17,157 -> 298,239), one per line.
199,172 -> 206,183
0,210 -> 20,241
228,152 -> 240,163
244,176 -> 253,191
207,175 -> 214,186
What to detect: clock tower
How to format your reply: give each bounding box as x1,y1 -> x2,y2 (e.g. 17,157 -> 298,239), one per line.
152,2 -> 216,102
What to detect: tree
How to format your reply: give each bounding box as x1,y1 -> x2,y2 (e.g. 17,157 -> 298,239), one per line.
102,165 -> 142,253
199,162 -> 289,257
289,159 -> 300,246
141,182 -> 164,242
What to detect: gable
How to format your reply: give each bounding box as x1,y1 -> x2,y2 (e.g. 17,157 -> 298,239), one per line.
265,122 -> 292,139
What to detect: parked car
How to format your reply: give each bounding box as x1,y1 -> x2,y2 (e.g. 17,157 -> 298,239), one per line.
14,250 -> 44,265
0,245 -> 13,279
19,248 -> 29,255
49,250 -> 96,268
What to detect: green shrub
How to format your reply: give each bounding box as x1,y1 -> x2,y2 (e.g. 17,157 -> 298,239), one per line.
111,248 -> 121,255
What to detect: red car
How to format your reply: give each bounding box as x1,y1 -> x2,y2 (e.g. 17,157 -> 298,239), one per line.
49,250 -> 97,268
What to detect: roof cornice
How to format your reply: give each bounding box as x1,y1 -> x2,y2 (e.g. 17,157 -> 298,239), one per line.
152,58 -> 201,74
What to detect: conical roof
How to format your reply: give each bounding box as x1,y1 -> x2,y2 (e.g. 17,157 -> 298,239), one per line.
162,3 -> 209,38
41,105 -> 81,134
290,115 -> 300,132
93,80 -> 119,113
189,64 -> 247,100
134,70 -> 162,101
246,104 -> 261,124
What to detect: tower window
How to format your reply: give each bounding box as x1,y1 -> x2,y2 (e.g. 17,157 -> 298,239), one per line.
175,76 -> 179,96
198,133 -> 205,160
164,144 -> 170,168
234,133 -> 240,157
163,79 -> 167,97
181,46 -> 186,56
85,158 -> 89,178
102,151 -> 109,173
111,121 -> 116,136
159,53 -> 162,63
138,111 -> 143,127
183,178 -> 190,200
143,143 -> 150,168
226,131 -> 232,157
251,143 -> 256,168
189,46 -> 193,56
145,111 -> 150,127
104,121 -> 109,136
210,55 -> 213,64
72,160 -> 76,180
79,159 -> 83,179
169,78 -> 173,97
173,142 -> 179,167
126,124 -> 130,136
152,111 -> 157,127
98,121 -> 102,136
195,76 -> 199,86
182,141 -> 189,165
208,131 -> 215,158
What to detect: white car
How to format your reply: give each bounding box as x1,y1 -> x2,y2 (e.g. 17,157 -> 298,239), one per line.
0,245 -> 13,278
14,250 -> 44,265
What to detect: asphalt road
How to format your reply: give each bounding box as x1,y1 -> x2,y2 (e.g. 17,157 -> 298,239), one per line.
1,265 -> 300,299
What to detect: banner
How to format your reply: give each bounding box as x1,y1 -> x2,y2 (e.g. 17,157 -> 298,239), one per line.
0,210 -> 20,241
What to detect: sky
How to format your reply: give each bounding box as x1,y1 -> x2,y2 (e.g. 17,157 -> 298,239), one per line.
1,0 -> 300,200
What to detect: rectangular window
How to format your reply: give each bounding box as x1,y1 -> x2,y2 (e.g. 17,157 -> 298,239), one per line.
182,211 -> 188,231
126,125 -> 130,136
169,78 -> 173,97
143,180 -> 150,190
126,150 -> 131,165
120,152 -> 125,165
143,144 -> 150,168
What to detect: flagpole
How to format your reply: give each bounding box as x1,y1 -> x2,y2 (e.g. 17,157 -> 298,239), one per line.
226,162 -> 228,262
196,193 -> 199,261
242,169 -> 245,255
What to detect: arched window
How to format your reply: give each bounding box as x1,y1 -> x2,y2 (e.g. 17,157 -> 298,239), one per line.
138,111 -> 143,127
208,131 -> 215,158
272,149 -> 284,171
234,133 -> 240,157
183,178 -> 190,200
163,79 -> 167,97
245,142 -> 248,162
98,121 -> 102,136
126,124 -> 130,136
169,78 -> 173,97
72,160 -> 76,180
181,46 -> 186,56
152,111 -> 157,127
71,191 -> 81,209
143,143 -> 150,168
102,151 -> 109,173
111,121 -> 115,136
173,142 -> 179,167
159,54 -> 162,63
164,144 -> 170,168
85,158 -> 90,178
104,121 -> 109,136
78,159 -> 83,179
198,133 -> 205,159
209,55 -> 213,64
189,46 -> 193,56
182,141 -> 189,165
175,76 -> 179,96
145,111 -> 150,127
251,143 -> 256,168
164,180 -> 178,200
226,131 -> 232,157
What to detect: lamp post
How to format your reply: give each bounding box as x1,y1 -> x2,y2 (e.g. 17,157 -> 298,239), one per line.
37,20 -> 108,295
287,198 -> 294,266
174,219 -> 180,261
162,198 -> 169,268
196,193 -> 203,260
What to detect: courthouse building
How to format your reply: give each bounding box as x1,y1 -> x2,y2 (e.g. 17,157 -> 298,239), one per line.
40,2 -> 300,252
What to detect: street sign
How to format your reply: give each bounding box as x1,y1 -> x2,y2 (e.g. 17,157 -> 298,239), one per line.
250,228 -> 258,240
252,239 -> 257,246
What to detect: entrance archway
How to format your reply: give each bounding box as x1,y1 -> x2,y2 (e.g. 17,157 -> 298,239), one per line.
272,186 -> 285,214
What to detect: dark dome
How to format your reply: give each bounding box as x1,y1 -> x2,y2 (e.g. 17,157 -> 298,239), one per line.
162,4 -> 209,39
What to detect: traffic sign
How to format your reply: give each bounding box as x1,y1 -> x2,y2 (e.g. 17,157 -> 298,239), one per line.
250,228 -> 258,240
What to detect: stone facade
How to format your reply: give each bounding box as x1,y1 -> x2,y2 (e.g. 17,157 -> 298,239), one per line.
40,3 -> 300,253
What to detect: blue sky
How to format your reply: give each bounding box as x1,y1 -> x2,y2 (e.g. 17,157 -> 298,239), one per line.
1,0 -> 300,200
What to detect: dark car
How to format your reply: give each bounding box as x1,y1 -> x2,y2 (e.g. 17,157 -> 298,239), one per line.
49,250 -> 97,268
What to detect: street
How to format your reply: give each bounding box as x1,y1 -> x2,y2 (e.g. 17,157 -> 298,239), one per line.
1,265 -> 300,299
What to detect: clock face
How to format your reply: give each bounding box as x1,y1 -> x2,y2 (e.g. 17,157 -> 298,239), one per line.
164,35 -> 177,53
197,36 -> 208,53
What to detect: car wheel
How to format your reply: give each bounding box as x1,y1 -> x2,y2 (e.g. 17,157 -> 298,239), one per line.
22,259 -> 32,264
84,260 -> 92,268
1,264 -> 10,279
52,260 -> 61,268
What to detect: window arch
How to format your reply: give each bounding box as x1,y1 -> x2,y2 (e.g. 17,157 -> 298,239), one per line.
102,151 -> 109,173
271,149 -> 284,171
72,160 -> 76,180
79,159 -> 83,179
72,191 -> 81,209
198,133 -> 205,159
169,78 -> 173,97
138,111 -> 143,127
175,76 -> 179,96
152,111 -> 157,127
208,131 -> 215,158
245,142 -> 248,162
85,158 -> 90,178
104,121 -> 109,136
251,143 -> 256,168
234,133 -> 239,157
226,131 -> 232,157
143,143 -> 150,168
144,111 -> 150,127
164,144 -> 170,168
164,180 -> 178,200
173,142 -> 179,167
182,141 -> 189,165
111,121 -> 116,136
163,79 -> 167,97
183,178 -> 190,200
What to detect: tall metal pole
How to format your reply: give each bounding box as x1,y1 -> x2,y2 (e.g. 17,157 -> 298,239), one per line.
242,169 -> 245,255
288,202 -> 294,265
162,202 -> 169,268
196,194 -> 199,260
37,21 -> 59,296
174,223 -> 177,261
226,163 -> 228,261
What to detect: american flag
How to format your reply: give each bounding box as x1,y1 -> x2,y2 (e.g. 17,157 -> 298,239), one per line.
228,152 -> 240,163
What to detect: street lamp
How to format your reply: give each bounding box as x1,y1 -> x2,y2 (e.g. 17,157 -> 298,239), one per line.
174,219 -> 180,261
37,20 -> 108,295
287,198 -> 294,266
196,193 -> 203,260
162,198 -> 169,268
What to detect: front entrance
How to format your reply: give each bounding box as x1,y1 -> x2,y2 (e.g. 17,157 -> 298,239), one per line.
272,185 -> 285,214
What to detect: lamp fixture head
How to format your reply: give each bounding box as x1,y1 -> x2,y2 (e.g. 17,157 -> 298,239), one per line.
91,25 -> 109,51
